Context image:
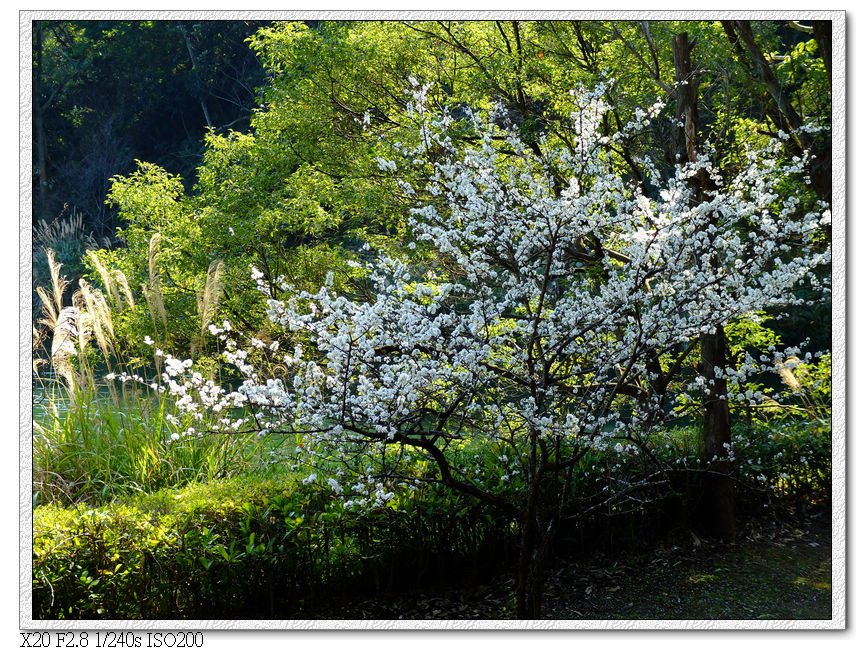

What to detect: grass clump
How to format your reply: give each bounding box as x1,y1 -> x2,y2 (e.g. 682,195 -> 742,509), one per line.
33,380 -> 265,506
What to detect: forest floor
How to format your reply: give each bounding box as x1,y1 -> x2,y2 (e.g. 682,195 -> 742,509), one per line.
307,505 -> 833,621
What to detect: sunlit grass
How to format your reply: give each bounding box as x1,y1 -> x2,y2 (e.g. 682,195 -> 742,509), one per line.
33,377 -> 273,506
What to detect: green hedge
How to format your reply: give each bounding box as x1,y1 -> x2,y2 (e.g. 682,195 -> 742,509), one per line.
33,476 -> 512,619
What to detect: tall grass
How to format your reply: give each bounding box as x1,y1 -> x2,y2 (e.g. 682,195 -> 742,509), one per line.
33,379 -> 264,506
32,246 -> 266,506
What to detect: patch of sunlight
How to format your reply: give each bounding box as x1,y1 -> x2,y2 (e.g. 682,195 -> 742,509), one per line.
792,576 -> 830,590
688,573 -> 718,585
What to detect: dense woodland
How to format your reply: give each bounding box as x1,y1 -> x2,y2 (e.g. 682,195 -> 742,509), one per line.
31,19 -> 833,621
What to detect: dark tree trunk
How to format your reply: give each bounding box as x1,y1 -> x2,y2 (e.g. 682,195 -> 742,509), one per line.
515,513 -> 539,619
671,32 -> 736,543
670,34 -> 699,167
514,445 -> 559,619
700,326 -> 736,542
515,450 -> 543,619
515,509 -> 555,619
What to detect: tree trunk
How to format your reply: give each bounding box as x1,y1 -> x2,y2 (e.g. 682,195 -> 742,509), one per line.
670,34 -> 699,167
671,32 -> 736,543
515,513 -> 538,618
700,326 -> 736,542
515,511 -> 555,619
514,458 -> 559,619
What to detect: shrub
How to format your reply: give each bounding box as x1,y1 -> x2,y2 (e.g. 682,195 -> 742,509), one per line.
33,475 -> 512,619
733,419 -> 831,503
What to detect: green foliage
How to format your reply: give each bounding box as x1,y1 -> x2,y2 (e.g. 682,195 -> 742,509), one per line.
657,417 -> 830,500
725,312 -> 831,425
775,352 -> 832,422
89,19 -> 831,365
733,419 -> 831,501
39,22 -> 833,481
775,37 -> 830,129
32,20 -> 833,618
726,312 -> 782,358
100,163 -> 203,356
32,416 -> 831,618
32,250 -> 264,505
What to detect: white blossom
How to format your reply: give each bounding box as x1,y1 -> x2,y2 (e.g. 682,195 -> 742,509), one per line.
124,88 -> 828,516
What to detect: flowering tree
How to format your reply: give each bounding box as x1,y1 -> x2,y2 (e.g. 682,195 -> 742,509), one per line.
151,85 -> 829,617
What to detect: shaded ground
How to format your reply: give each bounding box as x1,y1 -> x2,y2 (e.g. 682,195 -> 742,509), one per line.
304,507 -> 832,620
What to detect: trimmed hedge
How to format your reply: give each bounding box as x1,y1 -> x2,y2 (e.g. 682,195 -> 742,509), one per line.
33,477 -> 512,619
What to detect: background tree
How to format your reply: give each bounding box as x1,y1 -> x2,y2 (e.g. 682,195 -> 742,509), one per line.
32,19 -> 268,233
671,31 -> 735,541
721,20 -> 831,203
